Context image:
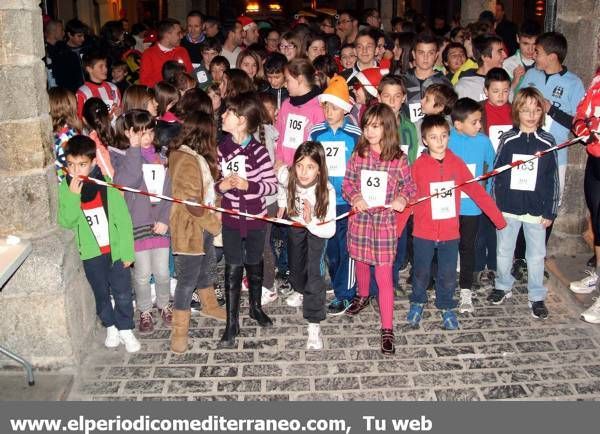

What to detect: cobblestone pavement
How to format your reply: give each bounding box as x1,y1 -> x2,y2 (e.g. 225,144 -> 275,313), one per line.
68,270 -> 600,401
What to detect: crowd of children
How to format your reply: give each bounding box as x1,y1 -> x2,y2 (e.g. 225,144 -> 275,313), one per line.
46,7 -> 598,356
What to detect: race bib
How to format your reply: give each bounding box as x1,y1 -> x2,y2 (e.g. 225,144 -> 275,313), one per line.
322,141 -> 346,177
460,164 -> 476,199
83,206 -> 110,248
430,180 -> 456,220
142,164 -> 166,203
196,70 -> 208,83
489,124 -> 512,152
283,113 -> 308,150
104,99 -> 114,111
409,102 -> 424,122
543,114 -> 553,133
510,154 -> 538,191
360,170 -> 388,207
221,155 -> 247,179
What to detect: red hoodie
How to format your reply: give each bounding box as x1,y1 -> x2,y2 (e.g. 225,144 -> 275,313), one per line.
139,44 -> 192,87
410,149 -> 506,241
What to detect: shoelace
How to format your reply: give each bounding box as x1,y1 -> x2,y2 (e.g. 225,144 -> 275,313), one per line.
579,270 -> 598,284
140,311 -> 153,321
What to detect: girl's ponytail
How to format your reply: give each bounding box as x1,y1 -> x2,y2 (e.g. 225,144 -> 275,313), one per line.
83,97 -> 113,147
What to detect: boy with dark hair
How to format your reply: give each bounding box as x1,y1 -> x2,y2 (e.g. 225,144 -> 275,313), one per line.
402,33 -> 451,123
111,61 -> 131,95
442,42 -> 467,81
76,50 -> 122,119
209,55 -> 229,84
194,37 -> 222,87
408,115 -> 505,329
340,28 -> 380,84
455,34 -> 507,102
448,98 -> 496,313
58,135 -> 140,352
53,18 -> 90,92
503,20 -> 541,88
519,31 -> 585,202
264,52 -> 289,109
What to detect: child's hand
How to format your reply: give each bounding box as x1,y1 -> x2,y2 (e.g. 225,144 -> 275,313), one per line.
512,65 -> 525,82
153,222 -> 168,235
122,261 -> 133,268
126,127 -> 142,147
69,176 -> 83,194
391,196 -> 408,212
231,175 -> 249,191
277,207 -> 286,219
541,218 -> 553,228
302,199 -> 312,223
110,104 -> 122,119
219,176 -> 234,192
353,198 -> 369,213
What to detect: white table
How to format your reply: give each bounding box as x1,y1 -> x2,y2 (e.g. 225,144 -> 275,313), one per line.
0,238 -> 34,386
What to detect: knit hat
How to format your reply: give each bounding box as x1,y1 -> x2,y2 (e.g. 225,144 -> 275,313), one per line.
237,16 -> 256,31
318,75 -> 353,112
355,67 -> 389,97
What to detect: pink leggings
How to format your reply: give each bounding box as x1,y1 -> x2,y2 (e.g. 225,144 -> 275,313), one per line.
355,261 -> 394,329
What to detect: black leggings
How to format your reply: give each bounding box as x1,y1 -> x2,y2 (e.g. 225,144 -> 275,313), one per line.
585,155 -> 600,246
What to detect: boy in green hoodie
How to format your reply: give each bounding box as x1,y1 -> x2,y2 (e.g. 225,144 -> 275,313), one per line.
58,135 -> 140,353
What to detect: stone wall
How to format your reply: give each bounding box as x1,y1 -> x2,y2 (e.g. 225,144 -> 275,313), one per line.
0,0 -> 95,368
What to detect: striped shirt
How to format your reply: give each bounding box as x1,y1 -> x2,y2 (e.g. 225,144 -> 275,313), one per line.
216,134 -> 278,236
76,81 -> 121,118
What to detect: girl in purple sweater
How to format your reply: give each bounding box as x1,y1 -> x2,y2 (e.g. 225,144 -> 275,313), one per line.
111,110 -> 173,334
216,93 -> 278,348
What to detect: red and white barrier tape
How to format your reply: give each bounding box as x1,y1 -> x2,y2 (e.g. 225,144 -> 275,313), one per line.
68,133 -> 589,228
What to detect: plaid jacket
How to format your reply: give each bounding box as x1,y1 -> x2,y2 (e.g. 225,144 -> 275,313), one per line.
342,150 -> 416,265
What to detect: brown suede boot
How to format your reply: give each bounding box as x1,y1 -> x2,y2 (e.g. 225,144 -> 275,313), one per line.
197,287 -> 227,321
170,309 -> 191,353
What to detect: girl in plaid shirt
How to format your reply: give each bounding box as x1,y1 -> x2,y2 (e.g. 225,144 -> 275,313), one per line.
342,104 -> 416,355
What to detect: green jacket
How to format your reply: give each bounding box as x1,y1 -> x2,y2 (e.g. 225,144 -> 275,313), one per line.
58,178 -> 135,263
399,113 -> 419,165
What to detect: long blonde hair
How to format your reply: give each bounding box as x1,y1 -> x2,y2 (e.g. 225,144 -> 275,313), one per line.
48,87 -> 82,132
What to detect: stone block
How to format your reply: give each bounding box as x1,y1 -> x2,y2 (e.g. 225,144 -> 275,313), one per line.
0,115 -> 53,172
556,14 -> 600,86
1,1 -> 42,11
0,9 -> 44,63
0,62 -> 49,121
0,230 -> 95,368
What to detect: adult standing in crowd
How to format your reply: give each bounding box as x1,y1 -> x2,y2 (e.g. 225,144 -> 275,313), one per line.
337,10 -> 359,45
180,10 -> 206,68
139,19 -> 193,87
44,19 -> 64,88
220,21 -> 243,68
53,19 -> 92,92
494,1 -> 518,56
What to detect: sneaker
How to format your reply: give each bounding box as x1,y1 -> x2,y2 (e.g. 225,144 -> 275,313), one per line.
569,270 -> 598,294
214,283 -> 225,306
190,291 -> 201,311
441,309 -> 460,330
458,288 -> 474,313
119,329 -> 141,353
286,291 -> 304,307
138,310 -> 154,333
487,289 -> 512,305
276,273 -> 293,297
587,255 -> 596,267
306,323 -> 323,350
407,302 -> 425,327
105,325 -> 120,348
380,328 -> 395,355
511,259 -> 527,281
581,298 -> 600,324
158,303 -> 173,327
261,287 -> 278,306
328,298 -> 352,316
345,296 -> 371,316
530,300 -> 549,319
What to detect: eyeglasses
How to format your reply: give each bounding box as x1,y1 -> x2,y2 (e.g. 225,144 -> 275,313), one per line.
279,43 -> 296,50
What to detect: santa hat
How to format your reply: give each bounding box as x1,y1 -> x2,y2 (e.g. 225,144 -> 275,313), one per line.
355,67 -> 389,97
237,16 -> 256,31
318,75 -> 353,113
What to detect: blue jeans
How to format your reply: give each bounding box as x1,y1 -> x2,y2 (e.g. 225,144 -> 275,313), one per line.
369,227 -> 408,296
475,215 -> 497,272
82,254 -> 135,330
495,216 -> 547,302
410,237 -> 459,310
326,204 -> 356,301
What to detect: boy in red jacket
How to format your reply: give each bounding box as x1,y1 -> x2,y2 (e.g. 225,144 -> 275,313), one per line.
408,115 -> 506,330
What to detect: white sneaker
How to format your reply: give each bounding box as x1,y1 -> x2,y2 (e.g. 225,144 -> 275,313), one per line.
261,287 -> 278,305
570,270 -> 598,294
105,325 -> 120,348
459,288 -> 474,313
286,291 -> 304,307
118,329 -> 141,353
581,298 -> 600,324
306,323 -> 323,350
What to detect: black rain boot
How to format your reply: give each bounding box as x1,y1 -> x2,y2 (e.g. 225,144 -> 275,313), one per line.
246,262 -> 273,327
218,263 -> 243,348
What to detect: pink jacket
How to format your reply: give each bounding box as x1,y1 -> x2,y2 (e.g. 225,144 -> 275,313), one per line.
275,92 -> 325,166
